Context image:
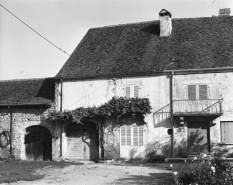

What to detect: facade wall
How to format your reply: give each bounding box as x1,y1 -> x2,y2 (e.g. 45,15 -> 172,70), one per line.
0,106 -> 61,160
55,72 -> 233,159
173,73 -> 233,157
56,76 -> 172,160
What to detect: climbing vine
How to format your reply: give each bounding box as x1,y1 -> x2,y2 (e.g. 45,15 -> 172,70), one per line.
46,97 -> 152,123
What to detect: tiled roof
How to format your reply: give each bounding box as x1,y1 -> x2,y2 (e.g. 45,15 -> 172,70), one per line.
0,78 -> 55,106
56,16 -> 233,80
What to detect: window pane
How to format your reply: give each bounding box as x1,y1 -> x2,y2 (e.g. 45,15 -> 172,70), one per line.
133,127 -> 138,146
125,86 -> 130,98
139,127 -> 143,146
134,86 -> 139,98
199,85 -> 208,100
188,85 -> 196,100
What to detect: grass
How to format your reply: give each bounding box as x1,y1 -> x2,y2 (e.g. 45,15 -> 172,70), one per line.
0,160 -> 72,184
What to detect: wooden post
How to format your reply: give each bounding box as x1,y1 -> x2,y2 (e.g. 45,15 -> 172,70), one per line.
60,79 -> 63,157
9,108 -> 13,155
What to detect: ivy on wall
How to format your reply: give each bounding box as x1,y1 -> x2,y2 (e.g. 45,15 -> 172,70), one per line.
46,97 -> 152,123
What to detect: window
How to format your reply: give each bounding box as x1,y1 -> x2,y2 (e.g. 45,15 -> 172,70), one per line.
125,85 -> 140,98
221,122 -> 233,143
188,85 -> 208,100
120,126 -> 143,146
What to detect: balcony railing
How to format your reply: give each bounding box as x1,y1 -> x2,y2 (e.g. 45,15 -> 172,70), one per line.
153,99 -> 223,125
173,99 -> 223,115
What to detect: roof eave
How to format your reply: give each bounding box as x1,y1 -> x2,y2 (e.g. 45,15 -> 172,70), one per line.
0,102 -> 53,107
55,67 -> 233,81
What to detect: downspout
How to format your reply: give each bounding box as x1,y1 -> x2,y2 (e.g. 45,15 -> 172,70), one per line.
8,106 -> 13,155
170,72 -> 174,158
60,79 -> 63,157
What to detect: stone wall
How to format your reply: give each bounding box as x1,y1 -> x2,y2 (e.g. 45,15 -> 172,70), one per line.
0,106 -> 61,160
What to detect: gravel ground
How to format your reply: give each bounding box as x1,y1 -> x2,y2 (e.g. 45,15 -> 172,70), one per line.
6,162 -> 174,185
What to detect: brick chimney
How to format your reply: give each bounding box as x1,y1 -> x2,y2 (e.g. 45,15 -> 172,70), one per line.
159,9 -> 172,37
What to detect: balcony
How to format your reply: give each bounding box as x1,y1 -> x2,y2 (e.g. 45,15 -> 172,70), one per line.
153,99 -> 223,125
173,99 -> 223,116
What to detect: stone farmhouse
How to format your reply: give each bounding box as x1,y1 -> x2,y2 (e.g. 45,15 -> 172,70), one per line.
1,9 -> 233,161
0,78 -> 57,160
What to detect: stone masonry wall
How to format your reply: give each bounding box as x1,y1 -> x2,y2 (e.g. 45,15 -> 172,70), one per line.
0,106 -> 61,160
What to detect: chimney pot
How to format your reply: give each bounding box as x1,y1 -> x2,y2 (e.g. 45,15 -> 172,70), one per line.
159,9 -> 172,37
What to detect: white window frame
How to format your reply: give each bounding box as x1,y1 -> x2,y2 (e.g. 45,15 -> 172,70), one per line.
120,126 -> 143,146
187,84 -> 208,100
124,85 -> 140,98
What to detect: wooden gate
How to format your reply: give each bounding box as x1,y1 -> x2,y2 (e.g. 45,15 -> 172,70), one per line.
66,122 -> 99,160
25,126 -> 52,161
187,121 -> 210,154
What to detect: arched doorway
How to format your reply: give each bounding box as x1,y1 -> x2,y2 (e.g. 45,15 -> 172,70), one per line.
25,125 -> 52,161
66,122 -> 99,161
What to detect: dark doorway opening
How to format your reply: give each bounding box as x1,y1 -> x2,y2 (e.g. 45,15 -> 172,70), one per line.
25,125 -> 52,161
187,121 -> 210,155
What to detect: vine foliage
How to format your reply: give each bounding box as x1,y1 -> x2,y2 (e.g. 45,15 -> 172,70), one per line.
46,97 -> 152,123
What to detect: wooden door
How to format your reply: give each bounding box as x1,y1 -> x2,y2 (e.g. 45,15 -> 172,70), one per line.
25,126 -> 52,161
187,121 -> 209,154
66,122 -> 99,161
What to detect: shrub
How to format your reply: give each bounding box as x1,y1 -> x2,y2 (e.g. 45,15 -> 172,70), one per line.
145,154 -> 165,163
172,156 -> 233,185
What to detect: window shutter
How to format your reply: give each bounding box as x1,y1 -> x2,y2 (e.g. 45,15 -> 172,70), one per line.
121,127 -> 126,146
125,86 -> 130,98
221,122 -> 233,143
133,127 -> 138,146
139,127 -> 143,146
188,85 -> 196,100
134,86 -> 139,98
126,127 -> 131,146
199,85 -> 208,100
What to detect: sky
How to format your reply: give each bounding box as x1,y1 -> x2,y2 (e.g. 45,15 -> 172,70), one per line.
0,0 -> 232,80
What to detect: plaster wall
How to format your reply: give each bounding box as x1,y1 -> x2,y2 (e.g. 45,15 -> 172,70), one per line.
173,73 -> 233,157
56,72 -> 233,159
56,76 -> 172,159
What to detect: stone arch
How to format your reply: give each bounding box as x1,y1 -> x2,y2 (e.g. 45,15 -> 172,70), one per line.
24,125 -> 52,161
66,121 -> 99,161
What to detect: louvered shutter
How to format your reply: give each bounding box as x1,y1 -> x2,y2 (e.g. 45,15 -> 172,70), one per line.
125,86 -> 130,98
221,122 -> 233,143
134,86 -> 139,98
199,85 -> 208,100
133,127 -> 138,146
126,127 -> 131,146
188,85 -> 196,100
139,127 -> 143,146
121,127 -> 126,146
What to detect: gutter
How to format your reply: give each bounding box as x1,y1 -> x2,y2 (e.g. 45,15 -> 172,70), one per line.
0,103 -> 52,107
163,67 -> 233,75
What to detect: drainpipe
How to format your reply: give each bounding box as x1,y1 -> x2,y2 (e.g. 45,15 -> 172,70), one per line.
170,72 -> 174,158
60,79 -> 63,157
8,106 -> 13,155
